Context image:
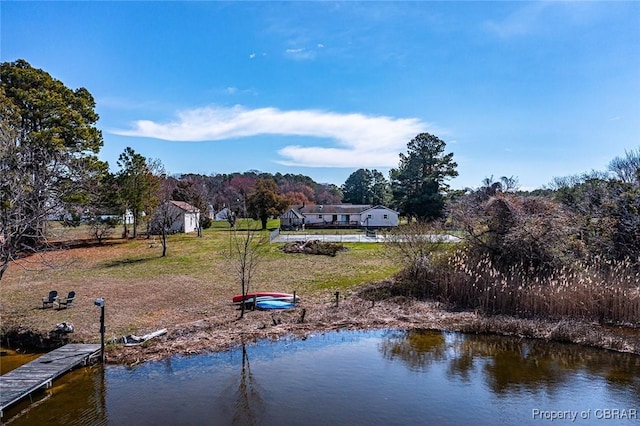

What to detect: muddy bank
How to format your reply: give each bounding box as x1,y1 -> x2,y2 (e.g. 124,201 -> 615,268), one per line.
1,327 -> 73,353
107,292 -> 640,365
3,284 -> 639,365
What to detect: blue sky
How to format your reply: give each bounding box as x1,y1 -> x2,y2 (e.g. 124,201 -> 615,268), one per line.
2,1 -> 639,190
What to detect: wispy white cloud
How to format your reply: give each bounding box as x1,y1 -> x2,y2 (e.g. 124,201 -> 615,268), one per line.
285,47 -> 316,61
111,105 -> 431,168
223,86 -> 258,97
249,53 -> 256,59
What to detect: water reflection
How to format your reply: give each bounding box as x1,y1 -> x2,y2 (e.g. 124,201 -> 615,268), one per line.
220,343 -> 265,426
380,330 -> 640,398
3,330 -> 639,425
4,364 -> 107,425
0,348 -> 41,375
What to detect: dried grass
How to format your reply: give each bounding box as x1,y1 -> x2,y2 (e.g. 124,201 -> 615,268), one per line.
400,249 -> 640,326
0,229 -> 398,358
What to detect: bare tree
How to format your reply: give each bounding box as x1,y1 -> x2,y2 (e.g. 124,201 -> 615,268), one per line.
384,220 -> 451,285
149,202 -> 181,257
229,223 -> 267,318
609,147 -> 640,185
148,175 -> 179,257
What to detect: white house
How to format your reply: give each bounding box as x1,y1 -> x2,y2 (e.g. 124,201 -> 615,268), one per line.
280,204 -> 398,229
164,200 -> 200,233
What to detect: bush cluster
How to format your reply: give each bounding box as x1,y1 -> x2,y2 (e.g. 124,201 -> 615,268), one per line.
390,151 -> 640,325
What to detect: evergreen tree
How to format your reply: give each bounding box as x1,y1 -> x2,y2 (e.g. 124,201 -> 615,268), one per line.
116,147 -> 159,238
342,168 -> 391,206
0,59 -> 104,279
390,133 -> 458,221
342,169 -> 373,204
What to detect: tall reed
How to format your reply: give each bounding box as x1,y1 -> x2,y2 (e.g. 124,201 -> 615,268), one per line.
407,250 -> 640,325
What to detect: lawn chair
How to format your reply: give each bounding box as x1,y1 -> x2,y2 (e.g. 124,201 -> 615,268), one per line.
42,290 -> 58,309
54,291 -> 76,310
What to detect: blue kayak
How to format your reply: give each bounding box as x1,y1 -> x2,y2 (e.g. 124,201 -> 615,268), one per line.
240,295 -> 300,305
255,300 -> 296,310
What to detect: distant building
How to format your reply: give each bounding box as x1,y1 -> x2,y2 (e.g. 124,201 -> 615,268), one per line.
163,200 -> 200,233
214,207 -> 233,222
123,210 -> 135,225
279,204 -> 399,229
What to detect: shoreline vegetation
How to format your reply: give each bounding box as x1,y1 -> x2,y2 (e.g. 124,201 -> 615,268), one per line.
1,226 -> 639,365
3,284 -> 639,366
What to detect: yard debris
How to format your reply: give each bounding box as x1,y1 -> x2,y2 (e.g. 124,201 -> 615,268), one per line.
122,328 -> 168,346
281,240 -> 347,256
54,322 -> 74,333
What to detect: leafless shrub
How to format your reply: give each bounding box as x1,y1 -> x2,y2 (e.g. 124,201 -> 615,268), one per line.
449,192 -> 582,275
384,221 -> 454,279
230,224 -> 268,318
86,216 -> 117,244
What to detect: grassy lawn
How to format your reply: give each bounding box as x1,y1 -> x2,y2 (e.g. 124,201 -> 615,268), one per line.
1,224 -> 401,343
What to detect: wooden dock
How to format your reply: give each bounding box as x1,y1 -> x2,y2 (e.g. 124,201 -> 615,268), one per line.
0,343 -> 101,416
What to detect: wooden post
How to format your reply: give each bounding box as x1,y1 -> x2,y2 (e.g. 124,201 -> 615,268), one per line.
99,304 -> 105,363
94,298 -> 106,363
335,291 -> 340,307
293,291 -> 297,304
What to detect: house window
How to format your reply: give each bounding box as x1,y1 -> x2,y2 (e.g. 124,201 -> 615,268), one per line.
318,214 -> 323,219
367,214 -> 372,219
383,214 -> 388,219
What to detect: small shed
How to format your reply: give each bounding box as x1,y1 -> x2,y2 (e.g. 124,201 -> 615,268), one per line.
165,201 -> 200,233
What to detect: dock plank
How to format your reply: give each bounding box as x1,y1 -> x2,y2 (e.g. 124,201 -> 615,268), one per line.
0,344 -> 100,415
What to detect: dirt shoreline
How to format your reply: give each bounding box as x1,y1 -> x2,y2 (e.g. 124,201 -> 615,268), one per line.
3,289 -> 639,365
101,294 -> 640,365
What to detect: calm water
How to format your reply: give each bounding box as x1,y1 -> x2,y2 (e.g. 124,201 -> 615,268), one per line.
3,330 -> 639,425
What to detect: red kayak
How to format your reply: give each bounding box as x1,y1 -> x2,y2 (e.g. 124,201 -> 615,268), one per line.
232,292 -> 295,304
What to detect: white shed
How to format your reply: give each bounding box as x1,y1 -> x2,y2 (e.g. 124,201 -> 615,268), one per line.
165,201 -> 200,233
